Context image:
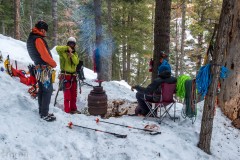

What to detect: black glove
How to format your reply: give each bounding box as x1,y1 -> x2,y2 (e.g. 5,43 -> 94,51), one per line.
28,65 -> 35,76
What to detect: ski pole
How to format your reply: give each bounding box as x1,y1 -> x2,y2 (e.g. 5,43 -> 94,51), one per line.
68,122 -> 127,138
95,118 -> 161,135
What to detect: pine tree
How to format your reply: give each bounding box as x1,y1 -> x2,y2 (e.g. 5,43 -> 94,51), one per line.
14,0 -> 20,39
152,0 -> 172,81
198,0 -> 237,154
52,0 -> 58,46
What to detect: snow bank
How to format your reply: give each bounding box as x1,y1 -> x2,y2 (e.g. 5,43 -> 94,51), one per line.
0,34 -> 239,160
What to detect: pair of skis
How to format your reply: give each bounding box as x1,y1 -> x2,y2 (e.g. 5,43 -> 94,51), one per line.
68,122 -> 127,138
68,118 -> 161,138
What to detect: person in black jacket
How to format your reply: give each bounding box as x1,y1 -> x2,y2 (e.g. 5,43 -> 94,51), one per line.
27,20 -> 57,122
131,64 -> 177,116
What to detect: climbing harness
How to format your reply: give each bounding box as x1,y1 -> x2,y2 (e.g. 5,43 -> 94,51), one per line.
54,72 -> 78,106
34,65 -> 53,88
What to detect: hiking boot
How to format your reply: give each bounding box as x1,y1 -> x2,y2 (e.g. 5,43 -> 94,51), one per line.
40,113 -> 54,118
41,114 -> 56,122
70,110 -> 81,114
48,113 -> 55,117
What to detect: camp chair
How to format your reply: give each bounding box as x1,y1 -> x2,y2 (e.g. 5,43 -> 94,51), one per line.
144,83 -> 177,124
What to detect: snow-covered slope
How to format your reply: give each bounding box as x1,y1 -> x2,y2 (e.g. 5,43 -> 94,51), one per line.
0,34 -> 239,160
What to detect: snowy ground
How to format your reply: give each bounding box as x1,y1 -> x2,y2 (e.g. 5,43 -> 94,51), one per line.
0,34 -> 239,160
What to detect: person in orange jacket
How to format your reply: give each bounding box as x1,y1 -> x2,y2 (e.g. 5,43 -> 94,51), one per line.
27,20 -> 57,122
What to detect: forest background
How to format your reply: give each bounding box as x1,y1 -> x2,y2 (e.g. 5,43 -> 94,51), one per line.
0,0 -> 222,86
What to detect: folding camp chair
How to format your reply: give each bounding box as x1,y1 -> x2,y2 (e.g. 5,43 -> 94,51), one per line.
144,83 -> 177,124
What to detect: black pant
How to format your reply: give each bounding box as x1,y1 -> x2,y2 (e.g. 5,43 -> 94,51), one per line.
38,81 -> 53,116
135,92 -> 154,116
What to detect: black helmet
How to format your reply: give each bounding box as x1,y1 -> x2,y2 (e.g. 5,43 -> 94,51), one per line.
35,20 -> 48,32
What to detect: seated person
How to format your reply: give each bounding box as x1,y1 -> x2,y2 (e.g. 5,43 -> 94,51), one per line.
131,63 -> 177,116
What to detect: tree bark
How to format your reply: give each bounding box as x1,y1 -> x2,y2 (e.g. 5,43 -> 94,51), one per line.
152,0 -> 172,81
94,0 -> 111,81
217,0 -> 240,121
30,0 -> 35,26
122,38 -> 127,81
179,0 -> 186,75
107,0 -> 112,34
2,21 -> 5,35
108,0 -> 118,80
198,0 -> 237,154
14,0 -> 20,40
52,0 -> 58,46
106,0 -> 112,81
121,7 -> 127,81
175,14 -> 179,77
94,0 -> 103,80
126,15 -> 133,83
127,44 -> 131,83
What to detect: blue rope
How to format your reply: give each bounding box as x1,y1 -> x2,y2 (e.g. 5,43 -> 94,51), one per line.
196,64 -> 229,97
196,64 -> 212,97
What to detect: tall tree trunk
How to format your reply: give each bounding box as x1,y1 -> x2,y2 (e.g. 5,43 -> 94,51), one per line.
94,0 -> 102,53
217,0 -> 240,122
107,0 -> 112,33
30,0 -> 35,26
112,50 -> 120,80
52,0 -> 58,46
126,15 -> 133,83
151,1 -> 155,56
198,0 -> 237,154
94,0 -> 103,80
14,0 -> 20,39
152,0 -> 172,81
94,0 -> 110,81
106,0 -> 112,81
175,14 -> 179,77
121,8 -> 127,81
179,0 -> 186,75
2,21 -> 5,35
122,38 -> 127,81
127,44 -> 131,83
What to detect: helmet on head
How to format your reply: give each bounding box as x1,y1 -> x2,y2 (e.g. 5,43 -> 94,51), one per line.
67,37 -> 76,43
158,60 -> 171,75
35,20 -> 48,32
158,65 -> 171,74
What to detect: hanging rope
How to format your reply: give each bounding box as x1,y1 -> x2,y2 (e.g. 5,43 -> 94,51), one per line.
184,79 -> 197,118
196,64 -> 212,97
196,63 -> 229,98
176,74 -> 191,99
